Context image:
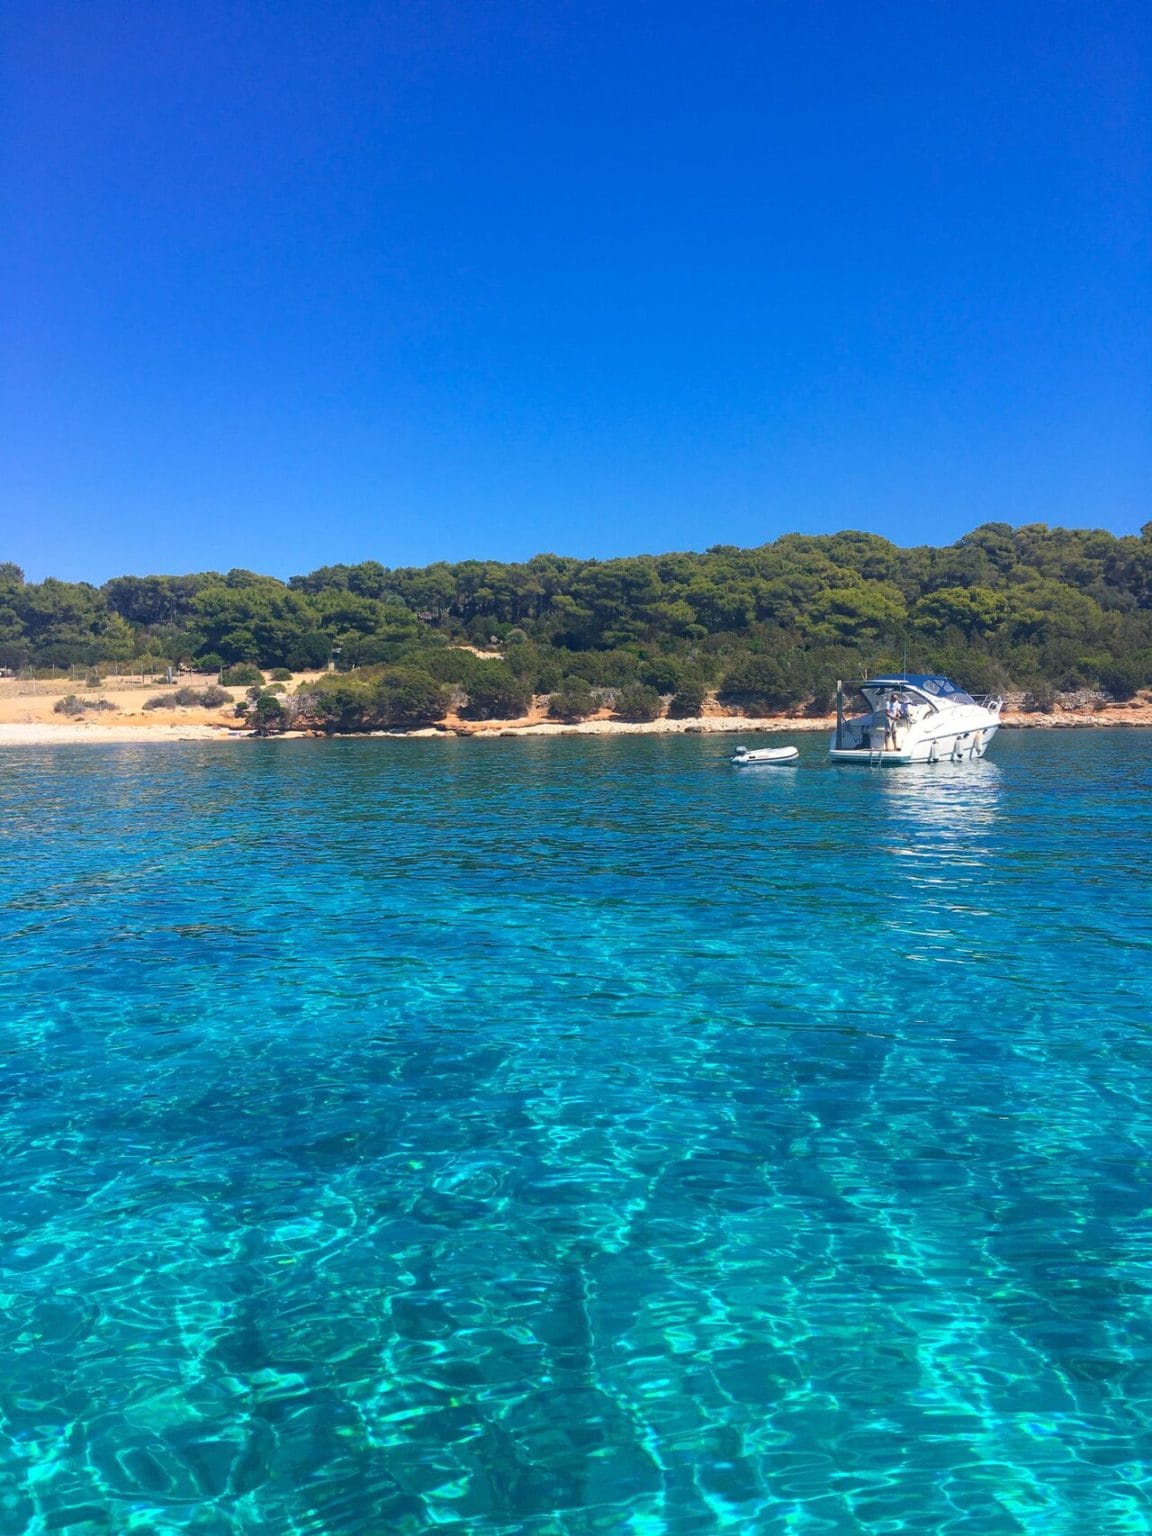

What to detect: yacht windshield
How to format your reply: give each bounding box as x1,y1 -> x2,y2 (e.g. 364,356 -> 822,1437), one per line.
914,676 -> 976,705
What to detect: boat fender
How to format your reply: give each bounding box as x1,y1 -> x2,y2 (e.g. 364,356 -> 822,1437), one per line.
951,737 -> 964,763
928,740 -> 938,764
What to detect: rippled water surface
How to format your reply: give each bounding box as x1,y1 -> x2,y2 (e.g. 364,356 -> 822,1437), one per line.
1,731 -> 1150,1535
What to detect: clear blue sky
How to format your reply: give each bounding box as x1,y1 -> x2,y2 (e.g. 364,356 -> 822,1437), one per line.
2,1 -> 1148,582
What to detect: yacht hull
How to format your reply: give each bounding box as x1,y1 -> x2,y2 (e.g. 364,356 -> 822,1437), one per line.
829,722 -> 999,766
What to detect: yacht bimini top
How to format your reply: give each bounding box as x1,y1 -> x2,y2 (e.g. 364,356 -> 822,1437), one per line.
855,675 -> 977,708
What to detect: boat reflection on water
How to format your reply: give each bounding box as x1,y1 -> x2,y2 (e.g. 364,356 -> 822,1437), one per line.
878,756 -> 1003,864
875,758 -> 1005,972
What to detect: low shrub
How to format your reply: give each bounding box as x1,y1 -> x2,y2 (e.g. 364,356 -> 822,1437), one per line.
53,694 -> 85,716
614,684 -> 661,722
459,666 -> 532,720
667,683 -> 707,718
290,668 -> 447,731
220,664 -> 265,687
296,677 -> 374,731
1094,657 -> 1151,701
557,649 -> 640,688
251,694 -> 289,734
804,681 -> 837,714
548,679 -> 598,721
639,657 -> 688,694
142,685 -> 232,711
269,667 -> 293,681
373,668 -> 449,727
506,645 -> 562,692
717,656 -> 802,712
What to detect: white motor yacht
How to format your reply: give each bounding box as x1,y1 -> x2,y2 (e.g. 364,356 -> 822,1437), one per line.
828,675 -> 1002,766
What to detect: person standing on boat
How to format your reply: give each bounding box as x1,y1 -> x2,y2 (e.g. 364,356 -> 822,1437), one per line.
884,692 -> 900,749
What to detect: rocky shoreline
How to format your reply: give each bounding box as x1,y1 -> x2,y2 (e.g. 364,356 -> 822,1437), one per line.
430,703 -> 1152,738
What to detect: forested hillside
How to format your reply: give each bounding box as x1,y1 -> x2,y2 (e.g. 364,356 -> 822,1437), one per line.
3,522 -> 1152,712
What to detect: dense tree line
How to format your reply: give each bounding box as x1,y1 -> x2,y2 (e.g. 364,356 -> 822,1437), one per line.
3,522 -> 1152,713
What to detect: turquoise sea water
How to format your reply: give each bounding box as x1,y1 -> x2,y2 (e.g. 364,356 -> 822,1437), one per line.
1,731 -> 1150,1535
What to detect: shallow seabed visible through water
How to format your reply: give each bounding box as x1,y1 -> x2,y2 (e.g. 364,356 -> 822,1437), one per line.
1,731 -> 1150,1535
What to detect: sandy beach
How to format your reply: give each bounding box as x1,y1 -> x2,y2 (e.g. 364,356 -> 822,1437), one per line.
0,676 -> 243,744
0,722 -> 242,744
